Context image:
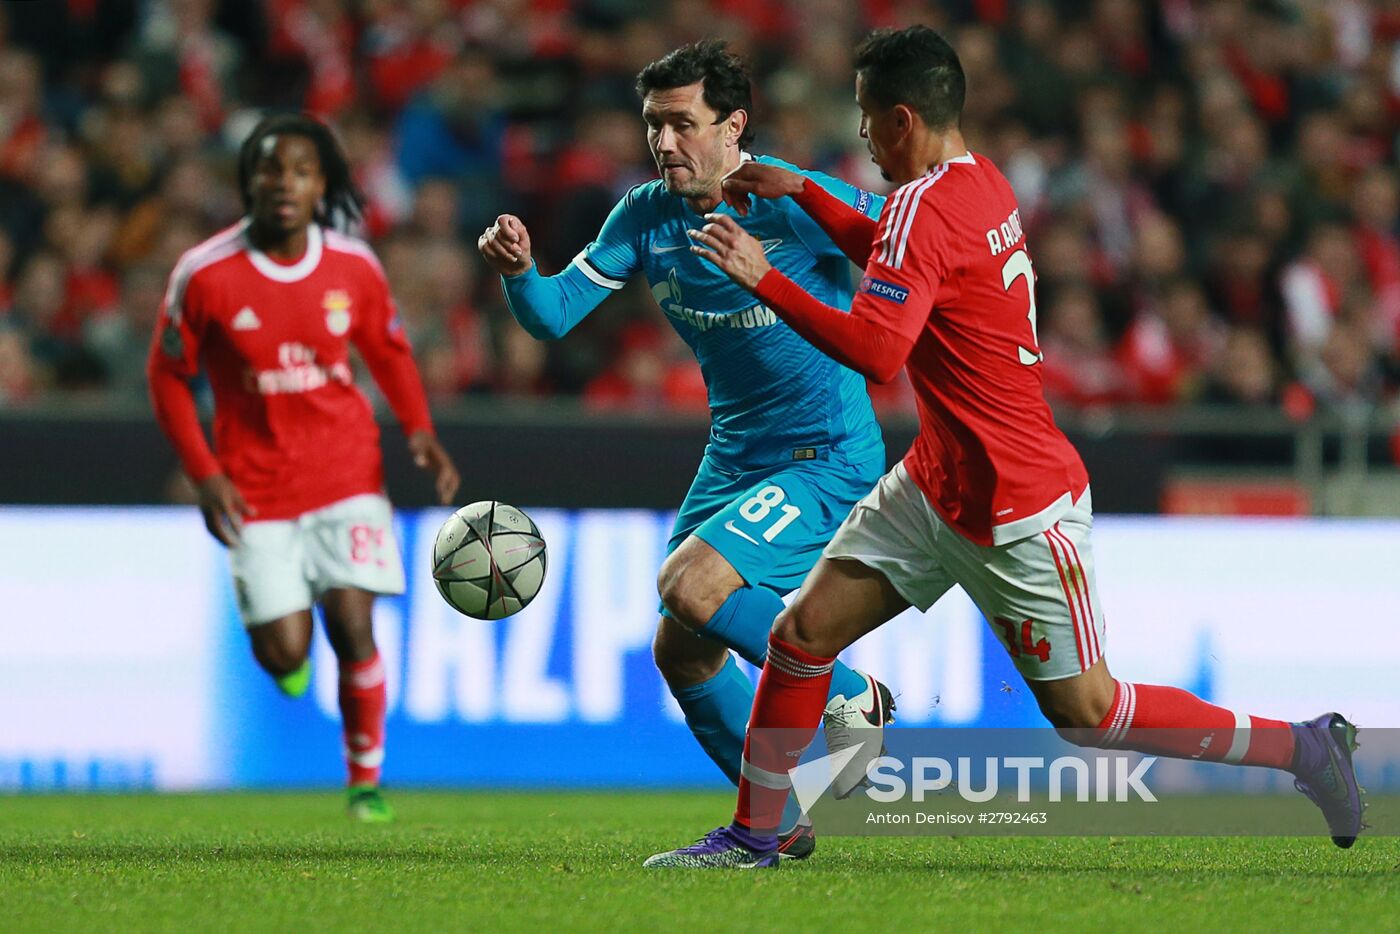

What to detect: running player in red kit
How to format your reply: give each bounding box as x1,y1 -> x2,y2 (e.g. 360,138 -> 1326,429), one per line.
148,113 -> 459,822
647,26 -> 1362,867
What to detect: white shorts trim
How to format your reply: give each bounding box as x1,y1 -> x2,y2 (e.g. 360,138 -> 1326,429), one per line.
993,488 -> 1079,546
229,493 -> 406,627
824,463 -> 1105,681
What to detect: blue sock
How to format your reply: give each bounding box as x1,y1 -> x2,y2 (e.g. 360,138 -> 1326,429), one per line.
671,654 -> 804,833
671,654 -> 751,785
702,585 -> 869,702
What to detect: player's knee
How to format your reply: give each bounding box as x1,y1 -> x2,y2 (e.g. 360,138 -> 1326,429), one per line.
1037,695 -> 1112,736
324,615 -> 376,662
772,601 -> 841,658
652,625 -> 724,687
657,562 -> 712,631
249,628 -> 309,677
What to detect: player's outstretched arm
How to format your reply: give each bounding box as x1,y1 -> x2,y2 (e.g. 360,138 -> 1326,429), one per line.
477,214 -> 615,341
722,163 -> 877,266
690,214 -> 915,383
756,271 -> 914,383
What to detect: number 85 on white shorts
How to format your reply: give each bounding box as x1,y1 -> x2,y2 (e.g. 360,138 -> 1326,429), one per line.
229,493 -> 406,627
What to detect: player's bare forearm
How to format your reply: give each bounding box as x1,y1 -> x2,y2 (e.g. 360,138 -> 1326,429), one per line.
754,269 -> 912,384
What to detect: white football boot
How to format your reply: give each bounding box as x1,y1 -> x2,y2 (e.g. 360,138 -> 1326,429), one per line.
821,671 -> 897,799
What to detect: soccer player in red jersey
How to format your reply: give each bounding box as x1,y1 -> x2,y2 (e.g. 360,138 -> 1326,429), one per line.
148,114 -> 459,822
647,27 -> 1362,867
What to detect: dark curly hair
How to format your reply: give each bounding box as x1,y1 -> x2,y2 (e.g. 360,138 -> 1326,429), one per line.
854,26 -> 965,131
635,40 -> 756,147
237,112 -> 365,231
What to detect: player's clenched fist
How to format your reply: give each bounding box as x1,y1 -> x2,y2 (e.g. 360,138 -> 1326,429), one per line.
478,214 -> 534,277
720,162 -> 804,216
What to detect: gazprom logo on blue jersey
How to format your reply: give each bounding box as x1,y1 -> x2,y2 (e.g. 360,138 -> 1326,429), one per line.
860,276 -> 910,304
652,268 -> 778,331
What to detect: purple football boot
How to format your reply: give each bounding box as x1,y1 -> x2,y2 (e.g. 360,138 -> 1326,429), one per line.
643,824 -> 779,869
1291,713 -> 1365,848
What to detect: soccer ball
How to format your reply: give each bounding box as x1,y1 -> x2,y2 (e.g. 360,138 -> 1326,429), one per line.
431,501 -> 547,620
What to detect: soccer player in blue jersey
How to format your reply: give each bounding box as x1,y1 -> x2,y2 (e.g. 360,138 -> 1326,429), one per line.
478,41 -> 895,859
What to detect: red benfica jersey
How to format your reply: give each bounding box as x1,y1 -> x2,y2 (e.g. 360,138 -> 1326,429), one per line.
148,221 -> 435,521
860,154 -> 1087,545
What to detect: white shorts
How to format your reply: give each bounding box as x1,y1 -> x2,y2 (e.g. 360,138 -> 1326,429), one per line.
229,493 -> 406,627
824,463 -> 1105,681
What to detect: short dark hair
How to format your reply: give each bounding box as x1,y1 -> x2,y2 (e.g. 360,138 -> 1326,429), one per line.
635,40 -> 755,147
854,27 -> 965,130
238,112 -> 365,230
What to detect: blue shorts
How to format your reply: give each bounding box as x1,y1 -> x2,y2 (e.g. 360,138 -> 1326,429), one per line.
666,448 -> 885,597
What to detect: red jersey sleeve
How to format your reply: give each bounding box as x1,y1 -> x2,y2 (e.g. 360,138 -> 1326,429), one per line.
791,177 -> 879,266
349,252 -> 435,437
751,182 -> 949,384
754,271 -> 914,383
147,267 -> 222,483
858,181 -> 952,343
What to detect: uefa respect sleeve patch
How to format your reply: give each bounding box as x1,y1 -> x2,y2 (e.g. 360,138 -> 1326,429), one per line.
859,276 -> 910,304
854,189 -> 874,216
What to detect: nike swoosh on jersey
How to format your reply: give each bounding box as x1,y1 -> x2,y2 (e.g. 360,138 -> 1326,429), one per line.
650,242 -> 690,254
723,520 -> 760,545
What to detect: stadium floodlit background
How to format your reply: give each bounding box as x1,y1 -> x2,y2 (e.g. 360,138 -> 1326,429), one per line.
1,0 -> 1399,797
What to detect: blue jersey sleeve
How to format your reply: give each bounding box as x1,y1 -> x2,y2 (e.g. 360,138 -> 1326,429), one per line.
577,186 -> 647,284
500,188 -> 647,339
783,164 -> 884,260
500,263 -> 608,340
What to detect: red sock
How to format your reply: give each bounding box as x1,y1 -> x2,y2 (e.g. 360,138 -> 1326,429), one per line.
734,634 -> 834,835
1098,681 -> 1294,769
339,653 -> 387,787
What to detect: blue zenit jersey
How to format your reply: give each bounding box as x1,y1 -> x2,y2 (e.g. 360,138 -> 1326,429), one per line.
502,155 -> 885,471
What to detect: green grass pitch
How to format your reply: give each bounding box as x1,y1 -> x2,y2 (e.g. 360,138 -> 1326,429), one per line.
3,792 -> 1396,932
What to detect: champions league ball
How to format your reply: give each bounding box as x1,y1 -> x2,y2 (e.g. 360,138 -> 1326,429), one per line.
432,501 -> 547,620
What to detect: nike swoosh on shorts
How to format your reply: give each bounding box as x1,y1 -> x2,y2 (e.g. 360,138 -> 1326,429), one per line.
723,520 -> 760,545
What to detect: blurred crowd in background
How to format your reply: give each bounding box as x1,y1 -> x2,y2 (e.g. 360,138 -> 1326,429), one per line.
1,0 -> 1399,420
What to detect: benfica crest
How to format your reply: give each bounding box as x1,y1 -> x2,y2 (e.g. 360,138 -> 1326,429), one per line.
323,289 -> 352,336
